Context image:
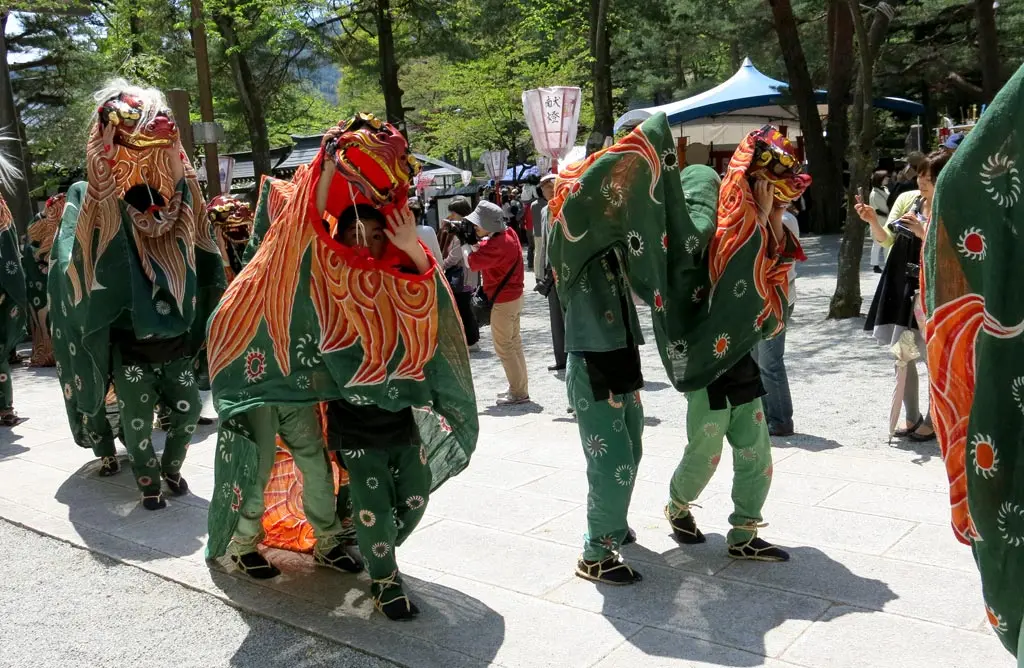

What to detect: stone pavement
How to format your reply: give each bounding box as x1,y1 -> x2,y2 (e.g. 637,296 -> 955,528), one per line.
0,235 -> 1010,667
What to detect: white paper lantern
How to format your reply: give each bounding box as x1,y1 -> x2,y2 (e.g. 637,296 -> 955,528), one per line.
480,150 -> 509,181
522,87 -> 582,160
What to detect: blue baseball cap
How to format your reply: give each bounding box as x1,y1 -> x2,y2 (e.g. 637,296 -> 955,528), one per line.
943,132 -> 966,150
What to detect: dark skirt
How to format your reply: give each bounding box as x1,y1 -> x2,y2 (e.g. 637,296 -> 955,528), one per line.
865,234 -> 922,347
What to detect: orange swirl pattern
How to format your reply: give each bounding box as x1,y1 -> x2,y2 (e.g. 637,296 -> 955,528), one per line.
261,445 -> 348,552
709,133 -> 795,336
548,127 -> 662,244
926,294 -> 984,544
208,152 -> 439,388
28,194 -> 65,262
66,121 -> 214,311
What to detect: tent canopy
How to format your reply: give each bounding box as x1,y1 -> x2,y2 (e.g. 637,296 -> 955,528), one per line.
614,58 -> 925,137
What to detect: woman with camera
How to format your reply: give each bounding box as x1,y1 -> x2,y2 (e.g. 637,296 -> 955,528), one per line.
438,196 -> 480,351
856,149 -> 952,443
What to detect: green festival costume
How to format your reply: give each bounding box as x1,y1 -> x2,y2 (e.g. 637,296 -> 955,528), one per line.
548,116 -> 805,563
924,63 -> 1024,662
205,115 -> 477,618
22,194 -> 63,367
48,88 -> 225,501
0,194 -> 27,424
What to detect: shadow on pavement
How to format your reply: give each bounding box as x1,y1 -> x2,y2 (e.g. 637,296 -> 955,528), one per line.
0,429 -> 28,460
600,542 -> 897,666
480,402 -> 544,417
771,433 -> 843,452
212,558 -> 505,668
56,461 -> 208,561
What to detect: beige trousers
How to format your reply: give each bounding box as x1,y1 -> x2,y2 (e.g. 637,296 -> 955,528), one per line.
491,296 -> 529,398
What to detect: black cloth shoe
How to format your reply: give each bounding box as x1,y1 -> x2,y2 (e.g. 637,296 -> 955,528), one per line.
668,512 -> 706,545
548,363 -> 566,371
622,528 -> 637,545
575,555 -> 643,585
231,551 -> 281,579
769,425 -> 795,437
162,473 -> 189,496
141,494 -> 167,511
314,543 -> 364,574
728,536 -> 790,562
372,573 -> 419,621
98,456 -> 120,477
198,416 -> 216,426
873,265 -> 883,274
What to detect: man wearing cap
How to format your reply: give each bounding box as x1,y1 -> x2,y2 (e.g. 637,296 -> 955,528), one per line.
466,201 -> 529,405
535,173 -> 567,371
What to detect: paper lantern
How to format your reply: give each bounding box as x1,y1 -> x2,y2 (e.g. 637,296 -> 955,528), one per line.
522,87 -> 582,160
481,150 -> 509,181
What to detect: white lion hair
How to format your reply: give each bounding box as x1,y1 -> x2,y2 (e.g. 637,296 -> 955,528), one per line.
91,78 -> 171,134
0,132 -> 24,193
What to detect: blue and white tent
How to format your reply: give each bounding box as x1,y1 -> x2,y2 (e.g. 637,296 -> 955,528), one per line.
614,58 -> 924,145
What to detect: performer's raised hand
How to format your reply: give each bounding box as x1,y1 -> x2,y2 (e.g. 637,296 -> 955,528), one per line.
752,180 -> 775,222
386,204 -> 431,274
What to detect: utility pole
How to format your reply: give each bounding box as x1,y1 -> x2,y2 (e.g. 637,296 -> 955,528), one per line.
190,0 -> 221,195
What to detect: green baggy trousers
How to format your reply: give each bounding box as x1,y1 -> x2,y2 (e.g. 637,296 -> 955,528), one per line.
230,404 -> 344,556
566,354 -> 644,561
667,389 -> 773,544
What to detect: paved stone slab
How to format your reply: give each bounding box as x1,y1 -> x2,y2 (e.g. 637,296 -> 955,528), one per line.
883,522 -> 979,573
752,498 -> 916,556
426,480 -> 580,533
720,544 -> 985,629
774,450 -> 947,494
817,481 -> 953,526
543,561 -> 831,659
592,626 -> 804,668
400,520 -> 579,596
781,606 -> 1011,668
402,574 -> 643,668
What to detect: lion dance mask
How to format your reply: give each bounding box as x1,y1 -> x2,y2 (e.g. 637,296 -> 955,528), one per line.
208,194 -> 254,283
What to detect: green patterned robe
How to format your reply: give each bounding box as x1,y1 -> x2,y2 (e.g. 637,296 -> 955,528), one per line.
549,113 -> 800,391
48,180 -> 225,449
0,207 -> 27,410
205,175 -> 478,559
925,62 -> 1024,661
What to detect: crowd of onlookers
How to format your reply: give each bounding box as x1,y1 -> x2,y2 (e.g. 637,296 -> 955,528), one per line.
410,176 -> 558,407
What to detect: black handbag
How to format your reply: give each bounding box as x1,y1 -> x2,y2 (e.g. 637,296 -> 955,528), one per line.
445,265 -> 465,291
534,266 -> 555,297
471,263 -> 517,328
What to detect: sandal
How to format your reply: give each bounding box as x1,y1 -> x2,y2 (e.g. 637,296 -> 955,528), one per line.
893,416 -> 924,438
0,409 -> 19,427
372,571 -> 420,621
98,456 -> 121,477
230,551 -> 281,579
907,426 -> 936,443
141,494 -> 167,511
162,472 -> 189,496
314,543 -> 364,574
575,554 -> 643,585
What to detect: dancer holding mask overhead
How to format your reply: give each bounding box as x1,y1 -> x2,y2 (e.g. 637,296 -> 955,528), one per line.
206,114 -> 477,620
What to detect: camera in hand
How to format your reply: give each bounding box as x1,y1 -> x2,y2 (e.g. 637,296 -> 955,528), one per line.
451,218 -> 479,245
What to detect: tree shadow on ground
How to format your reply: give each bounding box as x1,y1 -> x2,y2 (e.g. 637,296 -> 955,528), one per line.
55,460 -> 208,562
212,553 -> 505,668
596,541 -> 896,667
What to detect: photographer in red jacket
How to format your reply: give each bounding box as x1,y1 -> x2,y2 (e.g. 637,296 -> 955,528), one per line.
466,201 -> 529,405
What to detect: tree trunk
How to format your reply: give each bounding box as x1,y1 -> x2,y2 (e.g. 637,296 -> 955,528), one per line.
766,0 -> 847,235
829,1 -> 893,319
588,0 -> 613,153
974,0 -> 1001,102
127,0 -> 143,57
212,11 -> 272,183
374,0 -> 406,137
0,13 -> 33,233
